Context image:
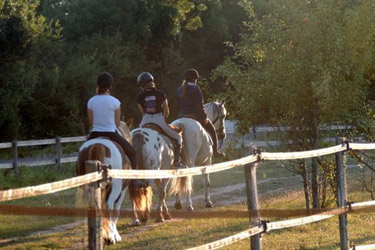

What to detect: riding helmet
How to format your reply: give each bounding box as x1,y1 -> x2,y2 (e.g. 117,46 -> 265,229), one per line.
184,69 -> 199,81
97,72 -> 113,89
137,72 -> 154,86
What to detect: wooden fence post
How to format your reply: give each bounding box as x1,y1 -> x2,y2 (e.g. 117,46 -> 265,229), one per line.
85,161 -> 103,250
335,137 -> 349,250
244,147 -> 261,250
12,140 -> 19,177
55,136 -> 61,170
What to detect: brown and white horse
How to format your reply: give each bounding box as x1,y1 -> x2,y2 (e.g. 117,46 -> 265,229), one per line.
76,122 -> 152,245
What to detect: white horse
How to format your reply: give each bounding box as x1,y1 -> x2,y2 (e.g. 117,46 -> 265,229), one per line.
172,101 -> 227,210
130,126 -> 191,222
77,121 -> 152,244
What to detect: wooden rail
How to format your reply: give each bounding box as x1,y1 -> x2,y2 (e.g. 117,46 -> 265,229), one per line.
0,136 -> 87,172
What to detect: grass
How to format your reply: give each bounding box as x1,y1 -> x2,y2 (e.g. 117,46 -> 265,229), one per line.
2,189 -> 374,249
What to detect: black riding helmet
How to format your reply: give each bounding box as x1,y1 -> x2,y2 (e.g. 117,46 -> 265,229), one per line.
184,69 -> 199,82
137,72 -> 154,86
97,72 -> 113,89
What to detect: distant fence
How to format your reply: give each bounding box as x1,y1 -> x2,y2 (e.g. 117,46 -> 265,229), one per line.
1,139 -> 375,249
0,123 -> 349,174
0,136 -> 87,175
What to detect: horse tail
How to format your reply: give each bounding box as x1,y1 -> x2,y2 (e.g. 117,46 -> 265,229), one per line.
169,175 -> 192,196
129,183 -> 153,222
129,132 -> 153,222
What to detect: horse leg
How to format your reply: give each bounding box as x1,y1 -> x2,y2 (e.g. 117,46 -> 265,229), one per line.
105,179 -> 123,244
162,179 -> 172,220
174,194 -> 182,209
185,185 -> 194,211
156,179 -> 169,222
203,173 -> 213,208
130,200 -> 141,226
112,189 -> 126,243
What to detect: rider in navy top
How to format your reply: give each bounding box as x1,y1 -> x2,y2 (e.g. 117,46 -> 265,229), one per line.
176,69 -> 225,157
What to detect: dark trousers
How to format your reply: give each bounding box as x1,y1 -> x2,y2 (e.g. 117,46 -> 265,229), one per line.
88,131 -> 137,169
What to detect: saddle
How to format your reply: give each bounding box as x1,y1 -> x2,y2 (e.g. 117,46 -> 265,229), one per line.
142,123 -> 183,149
143,123 -> 184,134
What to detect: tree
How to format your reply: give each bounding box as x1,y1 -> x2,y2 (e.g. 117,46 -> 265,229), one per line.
0,0 -> 61,140
213,0 -> 375,208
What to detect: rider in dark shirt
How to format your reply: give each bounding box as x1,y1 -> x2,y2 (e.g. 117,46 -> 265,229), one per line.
136,72 -> 186,169
176,69 -> 225,157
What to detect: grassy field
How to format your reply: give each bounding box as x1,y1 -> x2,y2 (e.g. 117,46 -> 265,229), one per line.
1,148 -> 375,249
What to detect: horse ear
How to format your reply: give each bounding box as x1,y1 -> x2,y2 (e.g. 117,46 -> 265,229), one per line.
126,118 -> 134,128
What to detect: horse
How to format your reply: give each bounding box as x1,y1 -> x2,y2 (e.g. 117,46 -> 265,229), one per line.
172,101 -> 227,210
130,101 -> 227,217
130,125 -> 191,222
76,121 -> 152,245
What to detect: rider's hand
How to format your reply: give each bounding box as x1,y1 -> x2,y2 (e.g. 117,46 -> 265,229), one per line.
203,118 -> 209,124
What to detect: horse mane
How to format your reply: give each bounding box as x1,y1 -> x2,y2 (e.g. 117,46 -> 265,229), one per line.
118,121 -> 131,142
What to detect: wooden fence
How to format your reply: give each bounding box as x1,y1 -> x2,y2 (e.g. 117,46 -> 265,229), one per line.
0,136 -> 87,175
1,139 -> 375,249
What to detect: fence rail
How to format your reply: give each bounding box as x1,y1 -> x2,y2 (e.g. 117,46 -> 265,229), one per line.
1,139 -> 375,249
0,136 -> 87,171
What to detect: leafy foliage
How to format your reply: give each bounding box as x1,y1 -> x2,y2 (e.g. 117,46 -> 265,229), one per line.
0,0 -> 248,140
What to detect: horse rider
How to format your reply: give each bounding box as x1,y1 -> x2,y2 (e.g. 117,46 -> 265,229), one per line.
136,72 -> 186,169
87,72 -> 137,169
176,68 -> 225,157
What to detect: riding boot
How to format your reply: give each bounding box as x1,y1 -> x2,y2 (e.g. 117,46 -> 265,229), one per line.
202,120 -> 225,158
173,142 -> 187,169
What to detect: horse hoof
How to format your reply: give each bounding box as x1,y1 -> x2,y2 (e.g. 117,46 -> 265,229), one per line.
115,234 -> 122,242
104,239 -> 113,245
164,213 -> 172,220
155,218 -> 165,223
174,202 -> 183,210
206,201 -> 214,208
130,219 -> 141,226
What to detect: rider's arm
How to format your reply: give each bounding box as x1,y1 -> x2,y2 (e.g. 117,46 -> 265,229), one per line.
115,107 -> 121,127
162,99 -> 170,119
137,103 -> 145,116
87,108 -> 93,127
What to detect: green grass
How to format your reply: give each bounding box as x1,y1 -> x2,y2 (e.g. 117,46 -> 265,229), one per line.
2,189 -> 374,249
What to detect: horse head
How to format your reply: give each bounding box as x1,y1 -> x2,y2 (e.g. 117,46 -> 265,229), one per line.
205,101 -> 227,141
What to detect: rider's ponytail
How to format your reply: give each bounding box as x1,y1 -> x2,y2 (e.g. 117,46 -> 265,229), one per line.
180,80 -> 189,100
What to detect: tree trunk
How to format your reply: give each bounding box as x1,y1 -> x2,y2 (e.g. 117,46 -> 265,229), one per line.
311,108 -> 320,208
311,157 -> 320,208
301,160 -> 310,210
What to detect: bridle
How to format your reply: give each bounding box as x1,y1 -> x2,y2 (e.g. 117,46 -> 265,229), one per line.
210,102 -> 226,142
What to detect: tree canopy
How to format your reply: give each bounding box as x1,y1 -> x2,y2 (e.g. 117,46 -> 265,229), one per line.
0,0 -> 247,140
